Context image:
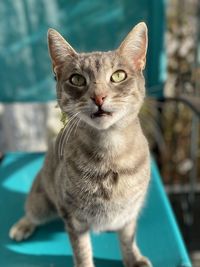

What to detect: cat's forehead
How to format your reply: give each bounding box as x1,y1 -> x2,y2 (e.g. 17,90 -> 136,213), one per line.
77,51 -> 119,70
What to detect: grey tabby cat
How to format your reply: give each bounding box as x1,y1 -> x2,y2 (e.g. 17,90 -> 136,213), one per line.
9,22 -> 152,267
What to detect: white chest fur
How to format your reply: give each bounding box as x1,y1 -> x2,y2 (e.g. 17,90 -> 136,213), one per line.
88,189 -> 146,232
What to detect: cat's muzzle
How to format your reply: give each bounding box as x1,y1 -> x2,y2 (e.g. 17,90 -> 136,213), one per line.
91,107 -> 112,119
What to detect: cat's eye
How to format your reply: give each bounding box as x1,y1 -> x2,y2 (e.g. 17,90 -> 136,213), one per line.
111,70 -> 127,83
69,74 -> 86,86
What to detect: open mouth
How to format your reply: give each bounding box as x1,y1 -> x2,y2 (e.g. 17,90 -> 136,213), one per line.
91,108 -> 112,119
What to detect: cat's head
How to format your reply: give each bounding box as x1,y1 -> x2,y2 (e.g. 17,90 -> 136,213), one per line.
48,22 -> 148,130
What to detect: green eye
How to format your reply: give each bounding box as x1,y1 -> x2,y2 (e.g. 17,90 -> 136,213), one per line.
70,74 -> 86,86
111,70 -> 127,83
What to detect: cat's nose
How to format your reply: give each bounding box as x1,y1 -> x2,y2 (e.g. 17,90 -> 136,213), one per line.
90,94 -> 107,106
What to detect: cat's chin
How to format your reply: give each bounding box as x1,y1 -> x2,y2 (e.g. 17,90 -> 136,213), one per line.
81,111 -> 132,131
89,118 -> 114,130
81,114 -> 116,130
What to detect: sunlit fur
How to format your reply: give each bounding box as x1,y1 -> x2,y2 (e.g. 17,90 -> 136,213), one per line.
9,23 -> 152,267
56,51 -> 145,130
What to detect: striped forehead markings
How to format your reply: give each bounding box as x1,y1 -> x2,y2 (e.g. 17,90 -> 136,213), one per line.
78,53 -> 116,77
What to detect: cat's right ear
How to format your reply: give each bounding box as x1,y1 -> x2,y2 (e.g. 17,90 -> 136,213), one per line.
47,28 -> 77,75
117,22 -> 148,71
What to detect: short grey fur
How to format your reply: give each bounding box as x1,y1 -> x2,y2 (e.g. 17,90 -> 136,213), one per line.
9,22 -> 152,267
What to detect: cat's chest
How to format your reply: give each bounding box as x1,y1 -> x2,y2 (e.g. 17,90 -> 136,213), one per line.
64,145 -> 149,204
62,135 -> 150,231
63,161 -> 149,231
69,186 -> 145,232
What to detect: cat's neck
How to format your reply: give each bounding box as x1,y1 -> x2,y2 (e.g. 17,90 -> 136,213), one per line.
76,115 -> 143,152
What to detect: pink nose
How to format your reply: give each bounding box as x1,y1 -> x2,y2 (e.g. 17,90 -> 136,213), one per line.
91,94 -> 107,106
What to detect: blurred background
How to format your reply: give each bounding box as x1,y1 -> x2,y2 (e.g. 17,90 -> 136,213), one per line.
0,0 -> 200,266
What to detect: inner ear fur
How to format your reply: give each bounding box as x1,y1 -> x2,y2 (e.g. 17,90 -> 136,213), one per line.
118,22 -> 148,71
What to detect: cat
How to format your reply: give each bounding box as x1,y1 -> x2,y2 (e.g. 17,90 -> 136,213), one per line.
9,22 -> 152,267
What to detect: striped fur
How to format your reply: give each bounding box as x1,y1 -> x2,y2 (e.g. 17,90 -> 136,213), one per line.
9,23 -> 152,267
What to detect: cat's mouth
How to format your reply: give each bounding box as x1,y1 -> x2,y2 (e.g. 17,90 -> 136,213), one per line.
91,108 -> 112,119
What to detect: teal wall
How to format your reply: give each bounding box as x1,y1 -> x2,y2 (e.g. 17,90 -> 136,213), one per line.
0,0 -> 166,102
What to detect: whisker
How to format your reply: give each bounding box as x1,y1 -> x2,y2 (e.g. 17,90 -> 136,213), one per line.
62,117 -> 80,152
57,112 -> 81,158
74,118 -> 81,136
59,119 -> 77,158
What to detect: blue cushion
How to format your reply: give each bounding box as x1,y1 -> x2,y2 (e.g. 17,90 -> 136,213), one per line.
0,153 -> 191,267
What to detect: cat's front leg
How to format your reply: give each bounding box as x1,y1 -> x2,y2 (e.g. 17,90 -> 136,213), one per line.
60,208 -> 94,267
68,229 -> 94,267
118,220 -> 152,267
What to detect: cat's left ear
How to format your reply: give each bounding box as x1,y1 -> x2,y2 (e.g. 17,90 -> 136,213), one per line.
118,22 -> 148,71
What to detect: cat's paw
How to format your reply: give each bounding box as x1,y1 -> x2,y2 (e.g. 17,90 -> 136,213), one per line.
132,256 -> 152,267
124,256 -> 152,267
9,218 -> 36,242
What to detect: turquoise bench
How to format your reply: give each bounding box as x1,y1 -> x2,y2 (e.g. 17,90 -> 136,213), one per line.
0,0 -> 192,266
0,153 -> 191,267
